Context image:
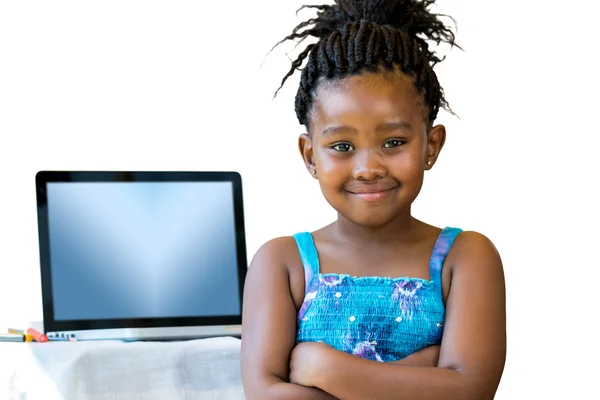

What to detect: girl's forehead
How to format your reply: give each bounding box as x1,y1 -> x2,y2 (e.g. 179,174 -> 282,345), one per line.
310,72 -> 426,125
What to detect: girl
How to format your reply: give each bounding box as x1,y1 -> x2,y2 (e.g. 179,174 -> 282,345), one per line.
241,1 -> 506,399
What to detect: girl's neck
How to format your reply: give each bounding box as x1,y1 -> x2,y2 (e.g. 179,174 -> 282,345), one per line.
332,210 -> 420,248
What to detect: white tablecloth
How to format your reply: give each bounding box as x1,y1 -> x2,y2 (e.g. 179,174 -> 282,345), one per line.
0,336 -> 245,400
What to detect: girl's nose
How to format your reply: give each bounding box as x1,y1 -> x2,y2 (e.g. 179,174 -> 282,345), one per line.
351,150 -> 388,181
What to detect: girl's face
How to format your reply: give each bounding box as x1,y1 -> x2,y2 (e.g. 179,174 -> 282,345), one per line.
299,71 -> 446,227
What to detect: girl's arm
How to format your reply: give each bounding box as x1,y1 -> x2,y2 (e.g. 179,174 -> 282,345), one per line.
240,238 -> 338,400
296,231 -> 507,400
392,345 -> 440,367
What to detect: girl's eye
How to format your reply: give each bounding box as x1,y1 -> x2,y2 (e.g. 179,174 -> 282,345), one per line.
332,143 -> 354,152
383,139 -> 404,148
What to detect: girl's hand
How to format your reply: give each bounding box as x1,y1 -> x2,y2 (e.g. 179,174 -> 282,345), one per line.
289,342 -> 440,388
392,345 -> 441,367
289,342 -> 332,387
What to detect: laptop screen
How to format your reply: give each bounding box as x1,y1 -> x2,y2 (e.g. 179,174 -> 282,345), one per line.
36,171 -> 247,334
47,181 -> 240,321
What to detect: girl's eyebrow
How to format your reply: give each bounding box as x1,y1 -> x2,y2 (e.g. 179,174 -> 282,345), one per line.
322,121 -> 413,136
376,121 -> 413,132
321,125 -> 357,136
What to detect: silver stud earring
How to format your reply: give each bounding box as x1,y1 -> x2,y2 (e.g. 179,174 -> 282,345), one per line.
427,160 -> 432,166
311,169 -> 317,176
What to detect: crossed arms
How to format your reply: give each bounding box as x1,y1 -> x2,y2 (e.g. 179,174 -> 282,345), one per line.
241,231 -> 506,400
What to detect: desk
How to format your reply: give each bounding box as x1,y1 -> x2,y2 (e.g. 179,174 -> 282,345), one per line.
0,336 -> 244,400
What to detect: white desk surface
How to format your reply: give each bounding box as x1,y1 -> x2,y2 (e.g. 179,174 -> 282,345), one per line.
0,336 -> 245,400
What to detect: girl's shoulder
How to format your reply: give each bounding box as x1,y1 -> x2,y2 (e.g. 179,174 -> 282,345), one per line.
248,235 -> 308,306
250,225 -> 329,269
249,235 -> 303,272
450,230 -> 499,255
445,230 -> 502,273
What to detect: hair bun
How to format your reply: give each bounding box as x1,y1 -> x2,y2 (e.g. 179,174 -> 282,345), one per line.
292,0 -> 457,53
271,0 -> 461,126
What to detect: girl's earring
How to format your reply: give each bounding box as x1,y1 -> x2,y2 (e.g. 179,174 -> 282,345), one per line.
427,160 -> 432,166
311,169 -> 317,176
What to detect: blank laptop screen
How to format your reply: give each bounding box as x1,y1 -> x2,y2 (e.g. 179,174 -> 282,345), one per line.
45,181 -> 240,321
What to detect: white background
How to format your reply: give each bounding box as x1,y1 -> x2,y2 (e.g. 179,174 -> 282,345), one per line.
1,0 -> 599,398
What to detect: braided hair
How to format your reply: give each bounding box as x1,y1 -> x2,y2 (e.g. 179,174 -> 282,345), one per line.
273,0 -> 460,127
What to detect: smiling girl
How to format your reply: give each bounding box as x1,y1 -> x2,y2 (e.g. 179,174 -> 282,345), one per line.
241,1 -> 507,399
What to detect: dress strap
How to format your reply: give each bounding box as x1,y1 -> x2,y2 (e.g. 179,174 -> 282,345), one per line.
429,227 -> 463,295
292,232 -> 321,297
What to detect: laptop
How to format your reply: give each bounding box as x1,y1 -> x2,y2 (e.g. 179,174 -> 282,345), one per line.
35,171 -> 248,341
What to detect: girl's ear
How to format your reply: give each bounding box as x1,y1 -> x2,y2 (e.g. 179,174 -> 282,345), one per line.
425,124 -> 446,169
298,133 -> 317,178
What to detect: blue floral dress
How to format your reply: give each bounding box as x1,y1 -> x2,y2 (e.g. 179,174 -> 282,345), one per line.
294,227 -> 462,362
